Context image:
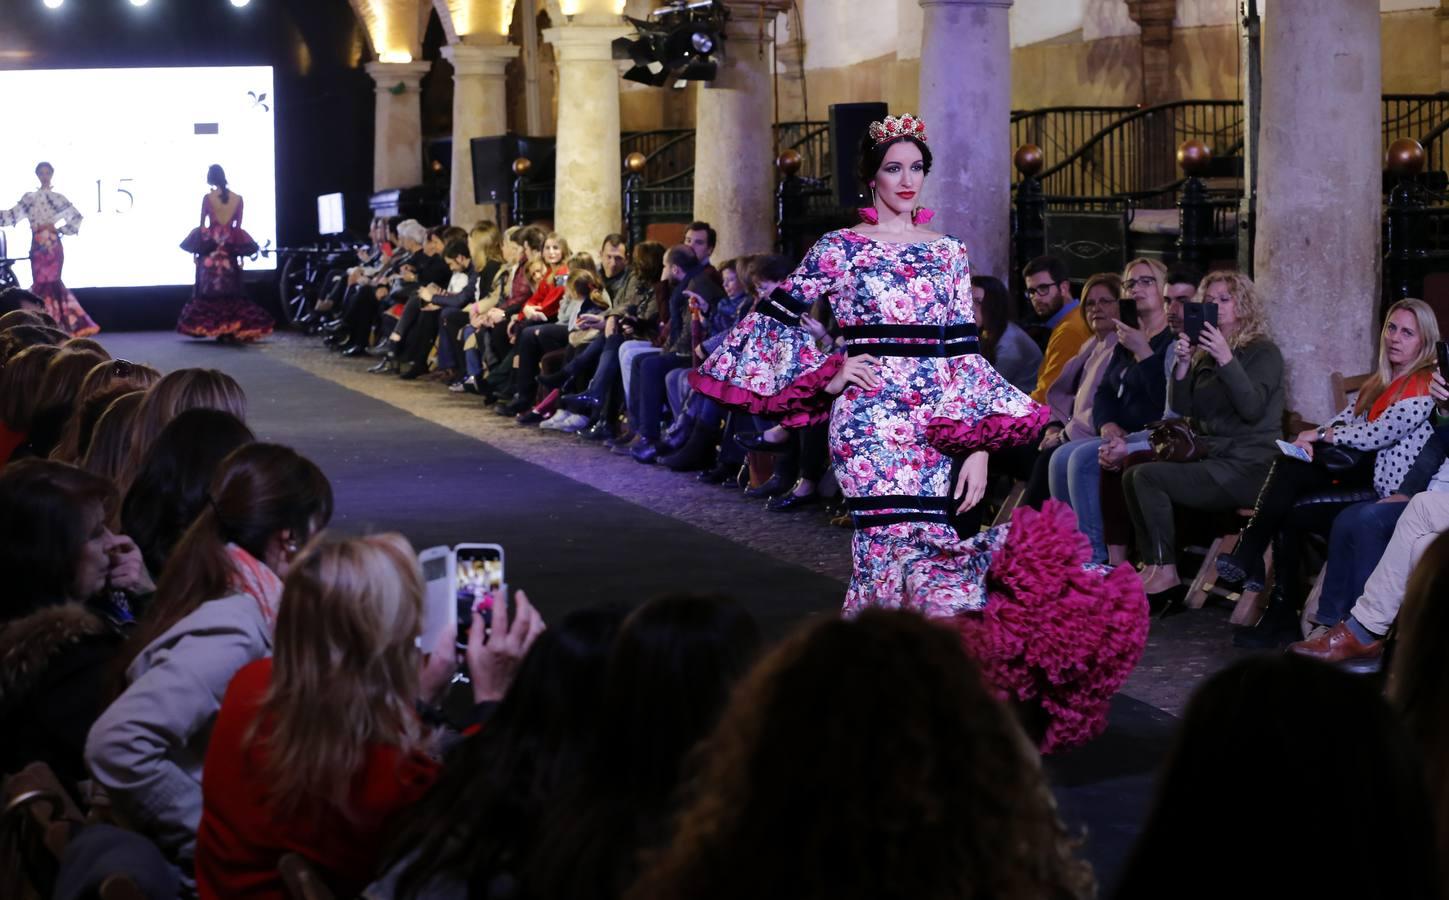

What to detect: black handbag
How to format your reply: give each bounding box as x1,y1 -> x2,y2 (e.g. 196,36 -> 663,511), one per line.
1148,418 -> 1208,463
1313,441 -> 1369,473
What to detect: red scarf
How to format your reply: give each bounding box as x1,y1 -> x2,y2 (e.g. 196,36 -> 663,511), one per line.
226,543 -> 283,627
1367,368 -> 1434,422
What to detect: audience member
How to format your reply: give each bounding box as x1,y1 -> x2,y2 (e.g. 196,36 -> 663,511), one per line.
1024,255 -> 1091,405
51,358 -> 163,463
121,408 -> 257,577
22,347 -> 105,459
627,609 -> 1094,900
1222,297 -> 1439,643
1161,264 -> 1201,336
1389,530 -> 1449,899
0,343 -> 62,466
196,534 -> 457,899
371,606 -> 625,900
527,594 -> 760,900
120,367 -> 247,492
1123,271 -> 1284,599
1113,656 -> 1439,900
86,444 -> 332,874
972,274 -> 1042,394
0,461 -> 151,790
80,390 -> 146,485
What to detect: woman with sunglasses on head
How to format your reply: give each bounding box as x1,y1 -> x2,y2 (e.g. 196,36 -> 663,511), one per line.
689,113 -> 1149,753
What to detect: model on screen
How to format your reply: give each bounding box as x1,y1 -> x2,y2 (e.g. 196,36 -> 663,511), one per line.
0,161 -> 99,336
177,164 -> 274,343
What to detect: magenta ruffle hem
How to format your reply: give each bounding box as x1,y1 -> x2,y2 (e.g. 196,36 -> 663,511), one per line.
956,501 -> 1150,753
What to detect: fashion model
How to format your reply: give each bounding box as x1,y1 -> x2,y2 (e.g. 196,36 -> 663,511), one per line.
0,161 -> 99,335
690,114 -> 1149,751
177,164 -> 274,342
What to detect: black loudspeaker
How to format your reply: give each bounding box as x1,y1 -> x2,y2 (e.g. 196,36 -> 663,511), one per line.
471,135 -> 558,204
829,102 -> 889,208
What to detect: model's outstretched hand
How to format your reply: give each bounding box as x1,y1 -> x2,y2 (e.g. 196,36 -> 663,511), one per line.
826,354 -> 881,395
953,450 -> 989,514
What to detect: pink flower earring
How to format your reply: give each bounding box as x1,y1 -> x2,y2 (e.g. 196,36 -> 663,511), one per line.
912,207 -> 935,225
858,184 -> 879,224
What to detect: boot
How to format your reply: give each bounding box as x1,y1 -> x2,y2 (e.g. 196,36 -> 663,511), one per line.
661,422 -> 720,472
1232,580 -> 1301,649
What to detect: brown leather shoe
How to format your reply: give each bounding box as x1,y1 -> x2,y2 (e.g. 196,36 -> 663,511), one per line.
1287,622 -> 1383,664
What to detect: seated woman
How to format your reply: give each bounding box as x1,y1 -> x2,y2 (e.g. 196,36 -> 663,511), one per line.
1123,271 -> 1284,600
121,409 -> 257,577
627,610 -> 1093,900
1021,272 -> 1122,507
1219,297 -> 1439,642
436,222 -> 507,381
452,225 -> 524,392
23,347 -> 105,459
80,390 -> 146,486
50,357 -> 162,464
196,533 -> 477,899
0,343 -> 62,467
1113,656 -> 1439,900
972,274 -> 1043,394
1050,260 -> 1175,563
368,606 -> 624,900
0,460 -> 152,790
120,367 -> 248,493
85,443 -> 332,876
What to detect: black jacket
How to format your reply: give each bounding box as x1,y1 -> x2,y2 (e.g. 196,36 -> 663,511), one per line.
1093,326 -> 1176,433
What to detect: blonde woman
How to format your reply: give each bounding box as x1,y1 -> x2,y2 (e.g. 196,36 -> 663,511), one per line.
1216,296 -> 1441,644
118,367 -> 248,493
1122,271 -> 1286,602
194,534 -> 434,898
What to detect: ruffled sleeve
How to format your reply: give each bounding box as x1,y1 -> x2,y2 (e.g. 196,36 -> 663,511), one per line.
924,242 -> 1048,453
688,234 -> 851,427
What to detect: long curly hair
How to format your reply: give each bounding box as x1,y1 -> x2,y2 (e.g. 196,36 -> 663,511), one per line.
627,609 -> 1094,900
1195,270 -> 1269,350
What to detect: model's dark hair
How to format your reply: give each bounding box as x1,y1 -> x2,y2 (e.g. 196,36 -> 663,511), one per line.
207,164 -> 229,203
119,443 -> 332,674
121,409 -> 257,577
386,606 -> 626,899
528,594 -> 761,900
855,134 -> 933,191
1022,255 -> 1069,286
1164,264 -> 1203,290
685,221 -> 717,249
972,275 -> 1013,365
1115,655 -> 1439,900
0,460 -> 119,617
628,609 -> 1093,900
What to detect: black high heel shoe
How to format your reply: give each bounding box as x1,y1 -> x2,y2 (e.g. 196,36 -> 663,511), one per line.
743,474 -> 791,499
735,431 -> 789,454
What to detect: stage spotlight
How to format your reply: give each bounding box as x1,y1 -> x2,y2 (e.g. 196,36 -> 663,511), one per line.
612,0 -> 726,88
42,0 -> 64,9
129,0 -> 149,6
231,0 -> 251,6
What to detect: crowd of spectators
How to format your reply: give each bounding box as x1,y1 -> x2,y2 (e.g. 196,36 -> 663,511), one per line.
2,220 -> 1448,899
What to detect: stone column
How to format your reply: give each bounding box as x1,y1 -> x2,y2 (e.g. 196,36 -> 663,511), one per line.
1439,0 -> 1449,91
1126,0 -> 1177,105
542,20 -> 631,254
365,61 -> 434,192
694,0 -> 790,262
918,0 -> 1012,280
1253,0 -> 1381,421
443,43 -> 518,225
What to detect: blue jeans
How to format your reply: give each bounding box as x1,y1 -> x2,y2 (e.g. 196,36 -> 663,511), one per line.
1048,437 -> 1109,563
1311,499 -> 1409,626
462,325 -> 484,378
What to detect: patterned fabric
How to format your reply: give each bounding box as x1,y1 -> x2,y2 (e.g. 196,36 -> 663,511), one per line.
691,229 -> 1148,752
224,542 -> 282,628
177,192 -> 274,342
1,188 -> 98,336
1327,369 -> 1436,498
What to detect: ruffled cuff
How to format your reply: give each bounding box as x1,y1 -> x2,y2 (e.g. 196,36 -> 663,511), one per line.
689,353 -> 843,427
926,403 -> 1049,455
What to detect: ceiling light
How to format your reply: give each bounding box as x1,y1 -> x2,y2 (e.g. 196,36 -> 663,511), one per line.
43,0 -> 64,9
129,0 -> 149,6
231,0 -> 251,7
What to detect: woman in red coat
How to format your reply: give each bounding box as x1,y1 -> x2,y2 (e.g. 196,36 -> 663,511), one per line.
196,533 -> 451,899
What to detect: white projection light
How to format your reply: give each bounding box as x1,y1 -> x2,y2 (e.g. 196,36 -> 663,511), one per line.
129,0 -> 149,6
43,0 -> 65,10
231,0 -> 251,6
0,66 -> 277,288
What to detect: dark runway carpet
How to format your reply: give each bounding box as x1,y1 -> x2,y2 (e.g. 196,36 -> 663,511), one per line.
100,331 -> 1177,893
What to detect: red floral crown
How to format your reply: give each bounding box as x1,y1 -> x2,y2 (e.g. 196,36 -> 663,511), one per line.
868,114 -> 927,146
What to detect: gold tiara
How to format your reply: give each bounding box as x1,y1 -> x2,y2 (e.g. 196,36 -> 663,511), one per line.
868,114 -> 927,146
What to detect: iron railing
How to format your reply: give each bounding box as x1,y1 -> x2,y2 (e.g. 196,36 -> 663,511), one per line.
1010,105 -> 1138,183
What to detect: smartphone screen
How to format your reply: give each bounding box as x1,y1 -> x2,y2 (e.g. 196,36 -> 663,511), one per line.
1437,340 -> 1449,380
418,546 -> 454,651
454,544 -> 505,643
1117,297 -> 1140,329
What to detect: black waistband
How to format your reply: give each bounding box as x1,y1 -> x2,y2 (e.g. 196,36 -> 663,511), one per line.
846,495 -> 952,512
842,324 -> 978,340
842,323 -> 979,358
851,511 -> 952,528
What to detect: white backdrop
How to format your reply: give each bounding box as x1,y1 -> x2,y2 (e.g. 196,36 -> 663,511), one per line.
0,66 -> 276,289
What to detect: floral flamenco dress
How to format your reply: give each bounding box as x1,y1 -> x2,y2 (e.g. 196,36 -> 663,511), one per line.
0,188 -> 100,336
690,229 -> 1149,752
177,190 -> 274,341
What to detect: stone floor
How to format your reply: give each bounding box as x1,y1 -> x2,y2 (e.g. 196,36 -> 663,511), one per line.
249,331 -> 1266,716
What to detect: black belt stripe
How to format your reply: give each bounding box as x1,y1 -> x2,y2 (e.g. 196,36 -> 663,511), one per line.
846,495 -> 952,512
851,511 -> 952,528
842,324 -> 978,340
846,341 -> 978,358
